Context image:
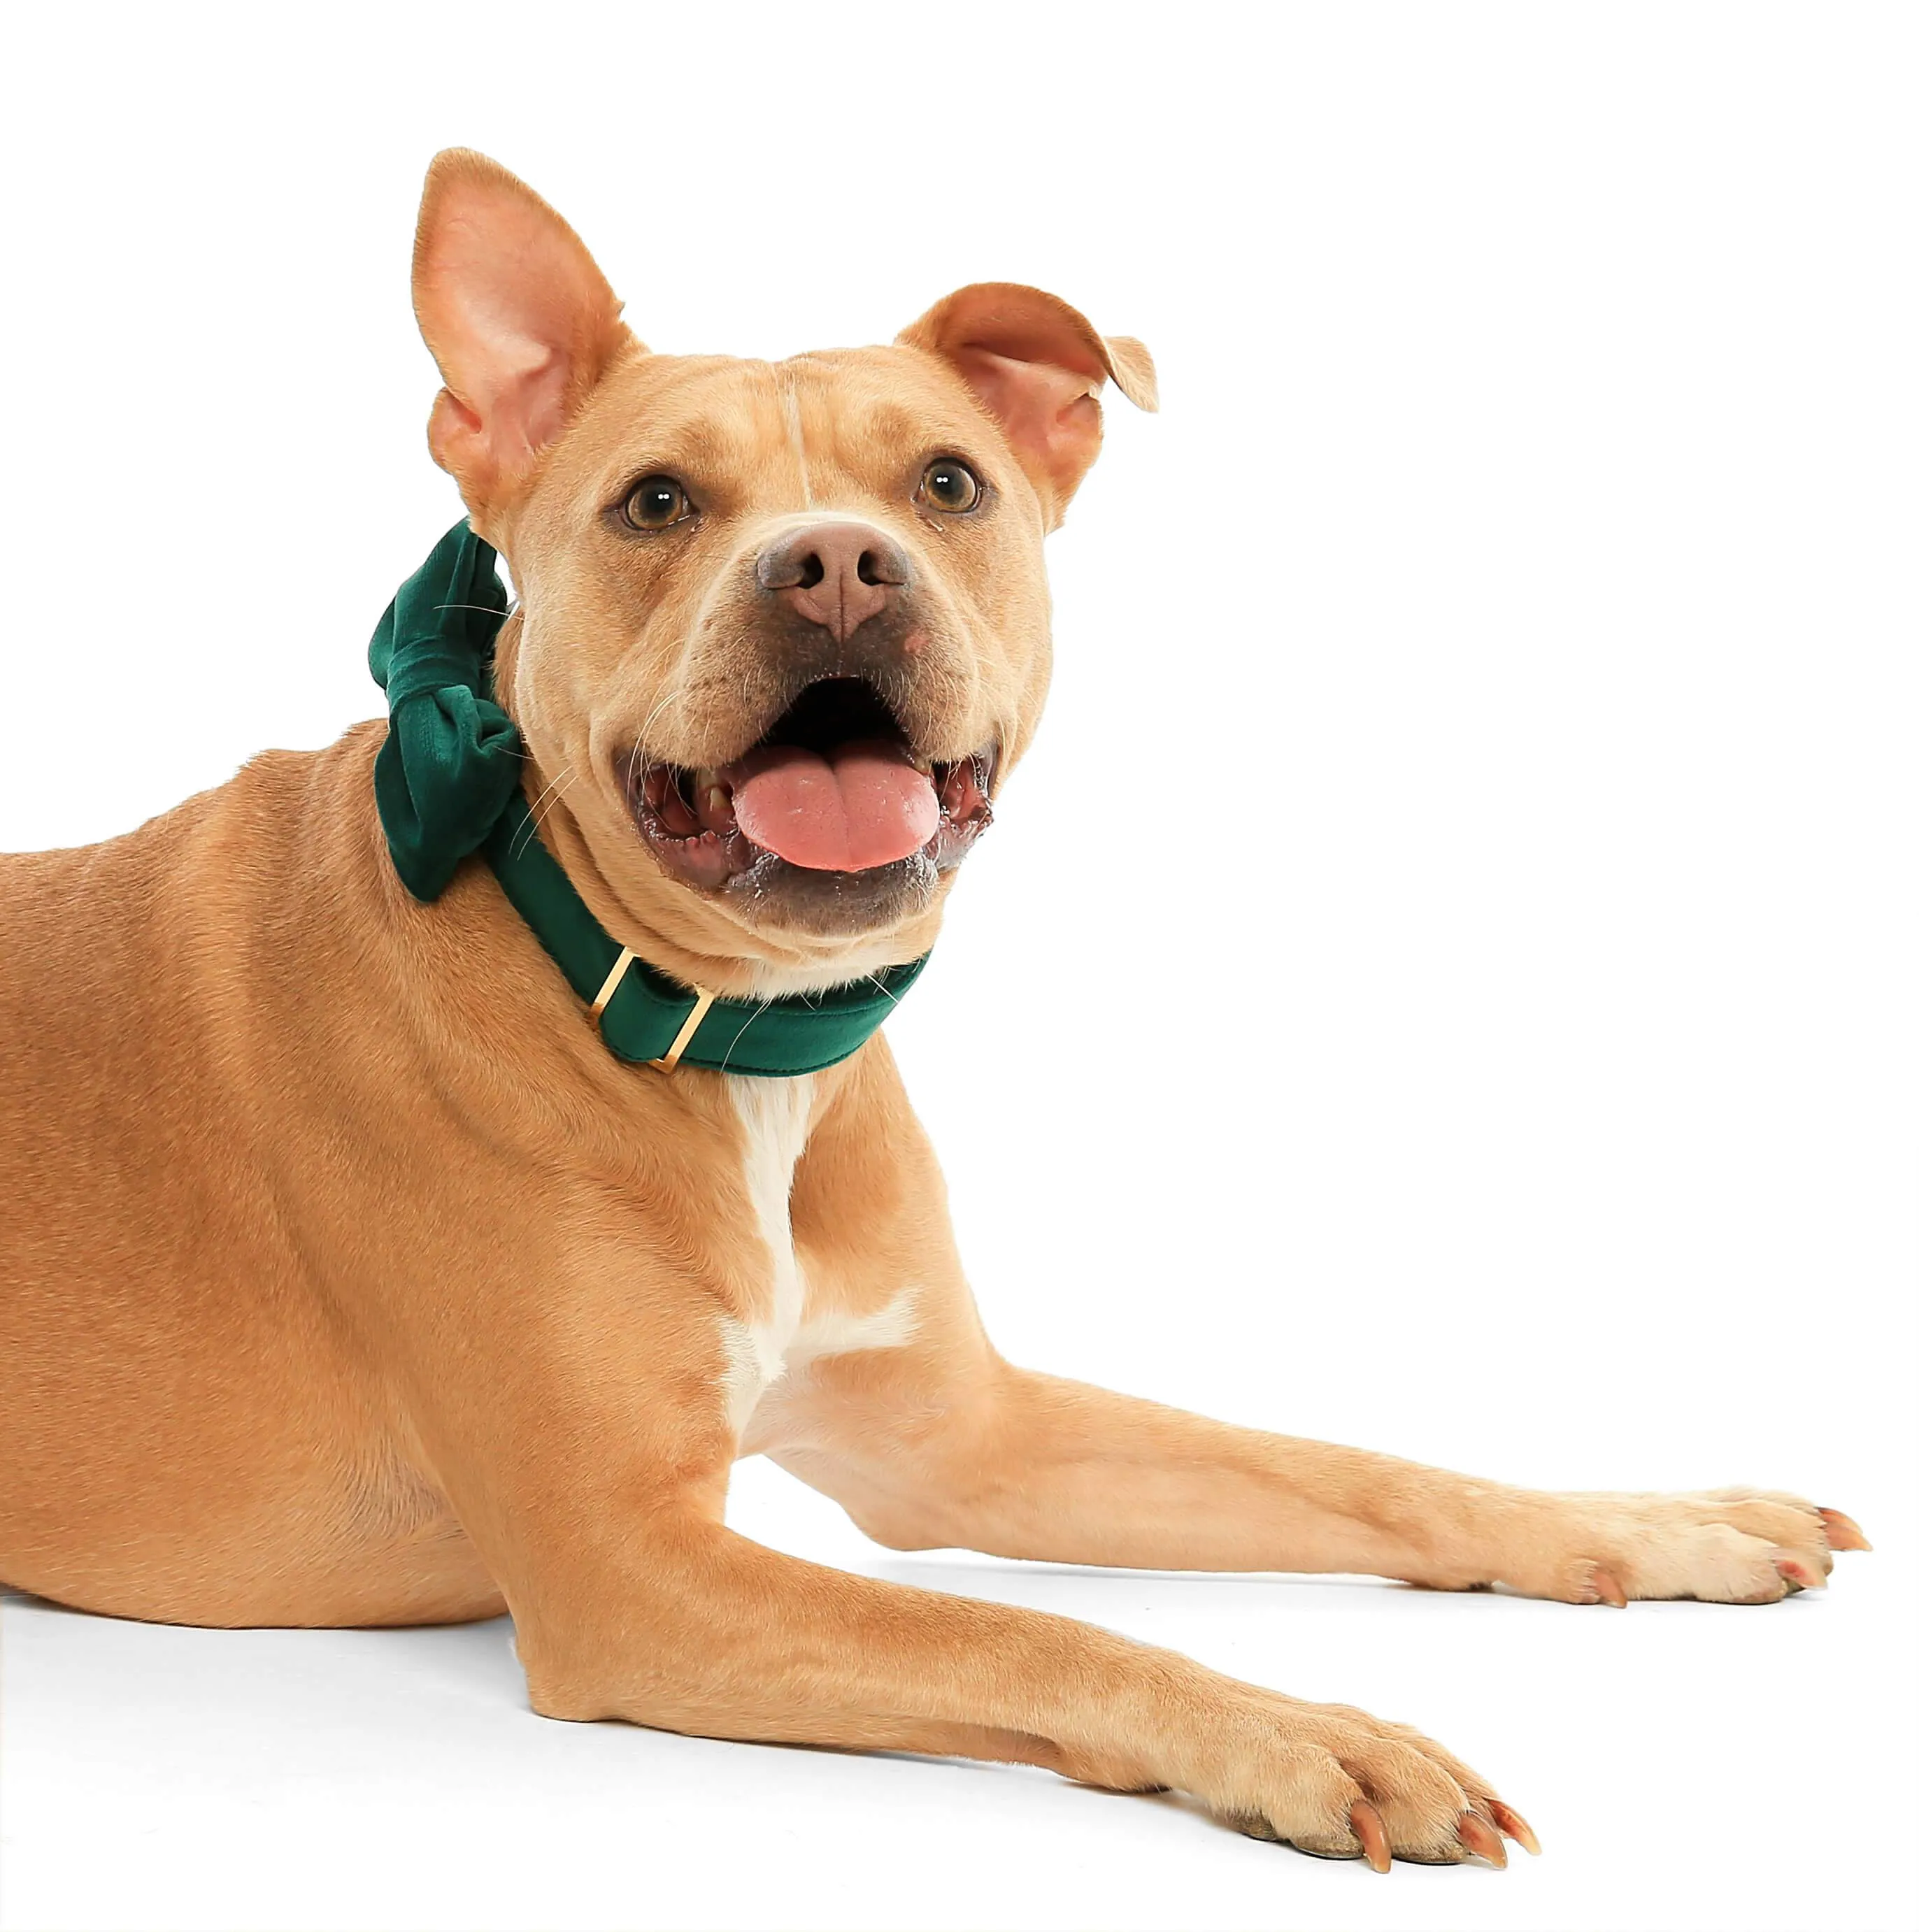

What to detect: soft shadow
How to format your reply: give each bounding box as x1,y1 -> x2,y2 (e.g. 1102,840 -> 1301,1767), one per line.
3,1587 -> 101,1618
870,1556 -> 1408,1593
1,1587 -> 529,1698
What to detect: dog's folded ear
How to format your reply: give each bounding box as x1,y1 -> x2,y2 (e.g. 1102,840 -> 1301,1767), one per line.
413,150 -> 639,515
898,284 -> 1156,527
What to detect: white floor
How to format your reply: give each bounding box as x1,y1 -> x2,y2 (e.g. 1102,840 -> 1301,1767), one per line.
3,1457 -> 1912,1932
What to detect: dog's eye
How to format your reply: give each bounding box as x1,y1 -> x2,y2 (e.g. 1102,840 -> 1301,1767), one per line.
917,459 -> 981,514
622,475 -> 694,531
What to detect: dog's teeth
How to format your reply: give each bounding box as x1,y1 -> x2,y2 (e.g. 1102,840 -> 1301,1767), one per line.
910,752 -> 934,775
705,786 -> 730,818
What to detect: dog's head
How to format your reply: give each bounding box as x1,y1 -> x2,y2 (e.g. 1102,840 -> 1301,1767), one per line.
411,150 -> 1154,993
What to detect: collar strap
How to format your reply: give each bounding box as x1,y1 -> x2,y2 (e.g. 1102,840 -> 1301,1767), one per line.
370,521 -> 928,1077
482,791 -> 927,1073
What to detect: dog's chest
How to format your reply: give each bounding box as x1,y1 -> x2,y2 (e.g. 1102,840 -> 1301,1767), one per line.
720,1075 -> 913,1435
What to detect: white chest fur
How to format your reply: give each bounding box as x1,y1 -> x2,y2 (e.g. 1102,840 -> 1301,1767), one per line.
720,1075 -> 915,1437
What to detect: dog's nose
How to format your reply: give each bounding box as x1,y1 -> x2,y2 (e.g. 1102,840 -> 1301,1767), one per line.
755,522 -> 910,643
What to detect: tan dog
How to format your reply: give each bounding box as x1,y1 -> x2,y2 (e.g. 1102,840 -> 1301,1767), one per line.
0,150 -> 1867,1873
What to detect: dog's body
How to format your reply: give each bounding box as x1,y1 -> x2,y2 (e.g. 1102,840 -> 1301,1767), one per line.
0,152 -> 1864,1870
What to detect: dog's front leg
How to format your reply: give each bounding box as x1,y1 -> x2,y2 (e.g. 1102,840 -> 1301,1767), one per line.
392,1203 -> 1525,1866
794,1360 -> 1857,1605
766,1047 -> 1864,1610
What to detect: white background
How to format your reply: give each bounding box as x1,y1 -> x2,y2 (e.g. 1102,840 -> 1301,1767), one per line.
1,6 -> 1913,1930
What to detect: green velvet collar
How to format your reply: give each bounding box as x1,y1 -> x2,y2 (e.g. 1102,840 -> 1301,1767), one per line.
369,522 -> 927,1076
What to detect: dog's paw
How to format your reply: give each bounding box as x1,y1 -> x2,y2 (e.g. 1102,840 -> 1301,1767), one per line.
1515,1489 -> 1869,1606
1202,1695 -> 1539,1870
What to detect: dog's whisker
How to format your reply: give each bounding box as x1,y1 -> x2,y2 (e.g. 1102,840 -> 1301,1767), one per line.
532,773 -> 576,824
527,775 -> 577,837
513,767 -> 575,859
634,687 -> 690,761
717,996 -> 778,1073
523,766 -> 573,822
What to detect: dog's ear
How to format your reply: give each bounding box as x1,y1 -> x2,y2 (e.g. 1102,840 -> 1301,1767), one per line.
412,149 -> 639,511
898,283 -> 1156,526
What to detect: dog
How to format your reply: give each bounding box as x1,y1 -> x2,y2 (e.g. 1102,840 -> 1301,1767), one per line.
0,149 -> 1868,1872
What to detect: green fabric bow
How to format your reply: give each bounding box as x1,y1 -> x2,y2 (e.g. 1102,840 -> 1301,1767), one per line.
368,521 -> 523,901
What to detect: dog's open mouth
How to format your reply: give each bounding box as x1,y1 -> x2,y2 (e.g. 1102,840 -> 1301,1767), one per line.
622,678 -> 996,894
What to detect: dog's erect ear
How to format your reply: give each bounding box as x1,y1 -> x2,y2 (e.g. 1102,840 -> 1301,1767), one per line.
412,149 -> 639,509
897,283 -> 1156,525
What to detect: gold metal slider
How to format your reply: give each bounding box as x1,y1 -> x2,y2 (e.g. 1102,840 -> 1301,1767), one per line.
653,986 -> 717,1071
588,947 -> 636,1024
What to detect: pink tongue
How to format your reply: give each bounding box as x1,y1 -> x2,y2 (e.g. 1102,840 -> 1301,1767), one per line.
727,738 -> 940,872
